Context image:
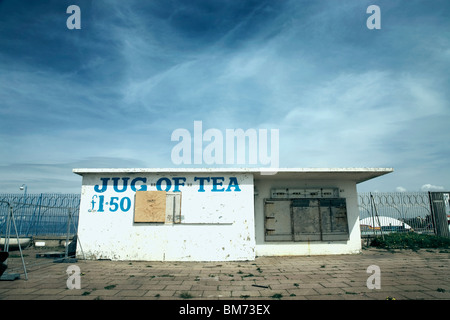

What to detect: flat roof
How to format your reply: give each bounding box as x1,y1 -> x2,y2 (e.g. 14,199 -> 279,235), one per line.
73,167 -> 393,184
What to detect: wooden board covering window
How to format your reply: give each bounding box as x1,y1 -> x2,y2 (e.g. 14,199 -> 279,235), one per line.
134,191 -> 166,223
264,198 -> 349,242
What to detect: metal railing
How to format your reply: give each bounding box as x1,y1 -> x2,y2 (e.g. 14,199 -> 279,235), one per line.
1,191 -> 447,239
358,192 -> 447,237
0,193 -> 80,238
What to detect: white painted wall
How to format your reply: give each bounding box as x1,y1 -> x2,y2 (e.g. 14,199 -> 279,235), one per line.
254,178 -> 362,256
76,172 -> 255,261
75,168 -> 377,261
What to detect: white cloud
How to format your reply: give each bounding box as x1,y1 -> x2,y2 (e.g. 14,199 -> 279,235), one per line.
1,1 -> 449,193
421,184 -> 445,192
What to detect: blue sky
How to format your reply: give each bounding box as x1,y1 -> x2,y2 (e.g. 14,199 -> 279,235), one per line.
0,0 -> 449,193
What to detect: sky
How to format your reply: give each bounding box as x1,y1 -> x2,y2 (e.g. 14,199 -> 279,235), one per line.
0,0 -> 449,194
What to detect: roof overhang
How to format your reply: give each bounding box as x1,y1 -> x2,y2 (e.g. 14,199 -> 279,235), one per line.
73,167 -> 393,184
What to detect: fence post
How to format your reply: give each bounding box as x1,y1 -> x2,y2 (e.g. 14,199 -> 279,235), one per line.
64,208 -> 71,259
428,192 -> 438,236
429,192 -> 450,238
0,201 -> 28,280
370,193 -> 384,240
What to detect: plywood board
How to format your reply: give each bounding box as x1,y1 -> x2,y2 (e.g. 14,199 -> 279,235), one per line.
134,191 -> 166,223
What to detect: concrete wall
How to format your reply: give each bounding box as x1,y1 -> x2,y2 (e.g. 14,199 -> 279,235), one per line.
76,172 -> 255,261
254,178 -> 362,256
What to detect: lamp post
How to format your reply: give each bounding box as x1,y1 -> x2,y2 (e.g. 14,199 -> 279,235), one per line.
19,184 -> 27,235
19,184 -> 27,197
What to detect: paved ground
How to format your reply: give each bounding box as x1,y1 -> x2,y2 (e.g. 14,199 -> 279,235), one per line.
0,247 -> 449,300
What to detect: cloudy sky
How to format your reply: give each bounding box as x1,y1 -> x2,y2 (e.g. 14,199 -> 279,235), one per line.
0,0 -> 449,193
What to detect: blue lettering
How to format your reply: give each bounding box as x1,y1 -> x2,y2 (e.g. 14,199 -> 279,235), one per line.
131,177 -> 147,191
194,177 -> 210,192
211,177 -> 225,192
94,178 -> 109,193
112,177 -> 129,193
120,197 -> 131,211
226,177 -> 241,192
156,177 -> 171,191
90,195 -> 97,210
94,176 -> 241,193
172,177 -> 186,192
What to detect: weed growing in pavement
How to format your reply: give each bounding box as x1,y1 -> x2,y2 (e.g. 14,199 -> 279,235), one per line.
179,292 -> 193,299
104,284 -> 116,290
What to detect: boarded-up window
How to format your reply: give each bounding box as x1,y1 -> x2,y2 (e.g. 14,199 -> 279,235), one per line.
292,199 -> 349,241
292,199 -> 322,241
134,191 -> 181,223
264,200 -> 292,241
165,192 -> 182,224
264,198 -> 349,242
319,198 -> 349,241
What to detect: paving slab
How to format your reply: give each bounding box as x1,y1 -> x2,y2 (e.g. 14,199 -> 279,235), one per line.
0,247 -> 449,302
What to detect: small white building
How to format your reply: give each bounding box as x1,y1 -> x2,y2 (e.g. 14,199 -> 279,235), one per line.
73,168 -> 392,261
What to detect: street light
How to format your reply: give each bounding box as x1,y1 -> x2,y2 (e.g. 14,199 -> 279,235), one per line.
19,184 -> 27,235
19,184 -> 27,196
